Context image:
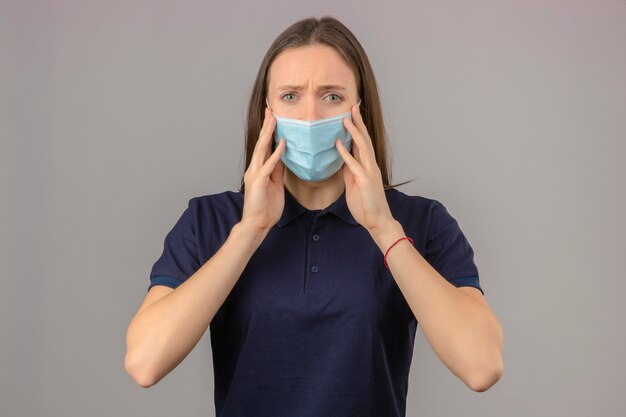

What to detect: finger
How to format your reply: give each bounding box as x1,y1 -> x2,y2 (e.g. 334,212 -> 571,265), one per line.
250,108 -> 270,169
336,138 -> 366,179
349,132 -> 361,162
343,116 -> 375,170
257,107 -> 271,141
261,136 -> 284,177
261,108 -> 278,161
269,150 -> 285,185
259,137 -> 285,178
350,103 -> 376,156
251,108 -> 276,169
352,102 -> 368,134
342,160 -> 354,188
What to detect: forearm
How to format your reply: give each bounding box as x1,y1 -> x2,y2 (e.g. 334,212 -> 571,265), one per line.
369,219 -> 503,391
126,221 -> 267,386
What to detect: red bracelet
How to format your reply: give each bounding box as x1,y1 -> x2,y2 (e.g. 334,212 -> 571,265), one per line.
384,237 -> 414,270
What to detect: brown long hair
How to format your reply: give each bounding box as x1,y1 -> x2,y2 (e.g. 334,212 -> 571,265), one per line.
238,16 -> 415,193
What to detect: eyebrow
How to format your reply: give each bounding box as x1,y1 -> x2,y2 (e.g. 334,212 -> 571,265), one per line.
276,84 -> 347,91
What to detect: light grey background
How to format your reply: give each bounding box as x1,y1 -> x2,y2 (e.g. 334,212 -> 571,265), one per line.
1,1 -> 624,416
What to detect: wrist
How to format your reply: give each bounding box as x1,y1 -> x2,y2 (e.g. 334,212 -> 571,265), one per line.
368,218 -> 406,253
233,221 -> 269,245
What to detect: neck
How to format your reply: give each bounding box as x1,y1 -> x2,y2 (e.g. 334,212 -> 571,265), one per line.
283,169 -> 345,210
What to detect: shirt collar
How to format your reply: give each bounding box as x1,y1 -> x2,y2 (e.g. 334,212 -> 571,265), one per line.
277,186 -> 359,228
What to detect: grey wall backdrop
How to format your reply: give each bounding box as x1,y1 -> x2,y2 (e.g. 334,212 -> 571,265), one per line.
2,1 -> 624,416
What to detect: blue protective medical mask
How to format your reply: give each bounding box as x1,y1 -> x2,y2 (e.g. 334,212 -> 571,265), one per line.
266,98 -> 361,182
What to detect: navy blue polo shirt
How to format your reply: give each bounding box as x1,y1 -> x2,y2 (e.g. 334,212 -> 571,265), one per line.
149,186 -> 482,417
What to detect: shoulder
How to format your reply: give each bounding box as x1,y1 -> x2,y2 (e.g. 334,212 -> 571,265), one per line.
180,190 -> 245,260
189,189 -> 244,213
185,190 -> 244,236
384,187 -> 441,221
384,187 -> 460,244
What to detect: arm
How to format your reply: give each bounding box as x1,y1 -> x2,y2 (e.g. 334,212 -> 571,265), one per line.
369,219 -> 504,392
124,221 -> 267,388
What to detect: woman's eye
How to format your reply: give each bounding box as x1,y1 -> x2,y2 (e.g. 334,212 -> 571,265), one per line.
326,93 -> 343,102
280,93 -> 344,103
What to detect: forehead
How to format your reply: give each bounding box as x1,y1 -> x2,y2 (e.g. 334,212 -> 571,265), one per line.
268,45 -> 356,88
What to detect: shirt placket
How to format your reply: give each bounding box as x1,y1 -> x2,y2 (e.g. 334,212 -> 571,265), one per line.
304,211 -> 323,292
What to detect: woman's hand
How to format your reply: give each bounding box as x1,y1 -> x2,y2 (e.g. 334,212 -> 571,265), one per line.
335,102 -> 395,233
240,106 -> 286,234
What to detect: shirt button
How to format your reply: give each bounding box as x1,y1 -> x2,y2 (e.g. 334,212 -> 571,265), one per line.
310,265 -> 319,273
312,234 -> 319,241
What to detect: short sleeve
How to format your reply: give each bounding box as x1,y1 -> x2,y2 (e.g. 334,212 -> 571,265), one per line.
424,200 -> 484,295
148,198 -> 201,292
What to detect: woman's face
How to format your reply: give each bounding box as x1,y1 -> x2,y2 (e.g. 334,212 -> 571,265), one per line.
267,44 -> 359,120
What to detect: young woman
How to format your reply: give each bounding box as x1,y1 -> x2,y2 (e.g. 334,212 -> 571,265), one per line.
125,16 -> 504,417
